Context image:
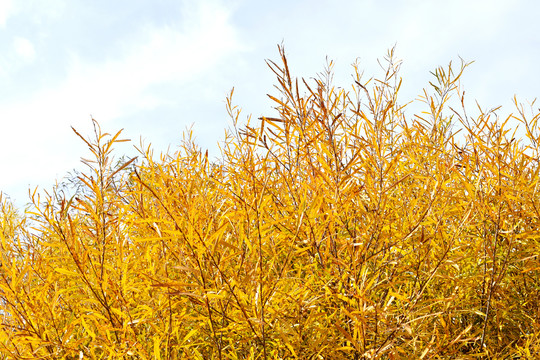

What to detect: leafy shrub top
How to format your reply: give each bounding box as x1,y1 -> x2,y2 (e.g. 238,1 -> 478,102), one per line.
0,46 -> 539,359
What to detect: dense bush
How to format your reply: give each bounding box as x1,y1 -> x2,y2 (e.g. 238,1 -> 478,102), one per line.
0,46 -> 539,359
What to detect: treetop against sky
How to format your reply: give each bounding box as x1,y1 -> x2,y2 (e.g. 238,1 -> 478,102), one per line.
0,0 -> 538,207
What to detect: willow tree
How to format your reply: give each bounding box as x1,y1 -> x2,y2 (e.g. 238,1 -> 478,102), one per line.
0,46 -> 539,359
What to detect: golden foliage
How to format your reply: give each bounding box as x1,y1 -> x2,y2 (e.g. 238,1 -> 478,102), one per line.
0,45 -> 539,359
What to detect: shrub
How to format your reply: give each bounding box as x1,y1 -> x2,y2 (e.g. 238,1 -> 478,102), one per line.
0,45 -> 539,359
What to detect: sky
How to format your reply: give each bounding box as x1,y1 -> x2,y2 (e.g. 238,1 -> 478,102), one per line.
0,0 -> 539,208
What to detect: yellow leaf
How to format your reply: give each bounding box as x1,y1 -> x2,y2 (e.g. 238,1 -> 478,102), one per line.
54,268 -> 79,277
180,328 -> 198,347
153,335 -> 162,360
81,317 -> 96,339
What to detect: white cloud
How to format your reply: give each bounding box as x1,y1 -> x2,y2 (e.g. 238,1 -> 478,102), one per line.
0,0 -> 245,205
0,0 -> 13,27
64,0 -> 243,115
13,37 -> 36,63
390,0 -> 516,67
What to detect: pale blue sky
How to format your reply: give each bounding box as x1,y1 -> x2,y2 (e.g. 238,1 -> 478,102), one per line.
1,0 -> 538,207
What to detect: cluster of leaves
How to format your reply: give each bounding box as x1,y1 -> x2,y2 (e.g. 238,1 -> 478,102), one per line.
1,46 -> 540,359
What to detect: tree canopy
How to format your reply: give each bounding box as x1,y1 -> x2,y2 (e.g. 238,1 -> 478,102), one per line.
0,46 -> 539,359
